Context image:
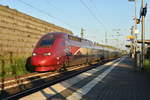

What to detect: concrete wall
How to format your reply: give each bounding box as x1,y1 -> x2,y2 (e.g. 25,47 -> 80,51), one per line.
0,5 -> 72,60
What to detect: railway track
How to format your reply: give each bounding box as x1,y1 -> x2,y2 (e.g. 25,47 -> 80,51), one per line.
0,61 -> 100,99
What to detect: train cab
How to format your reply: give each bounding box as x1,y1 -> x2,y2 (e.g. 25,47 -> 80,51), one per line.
31,32 -> 67,71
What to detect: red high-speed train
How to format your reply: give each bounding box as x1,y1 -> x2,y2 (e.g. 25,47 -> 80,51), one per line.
31,32 -> 120,72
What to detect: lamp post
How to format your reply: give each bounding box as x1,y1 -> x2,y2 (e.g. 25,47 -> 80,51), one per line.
141,0 -> 145,69
128,0 -> 138,59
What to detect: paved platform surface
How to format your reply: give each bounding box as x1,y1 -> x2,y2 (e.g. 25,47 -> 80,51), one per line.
82,57 -> 150,100
20,56 -> 150,100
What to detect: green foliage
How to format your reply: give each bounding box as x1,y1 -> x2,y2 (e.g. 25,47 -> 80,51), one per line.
143,60 -> 150,75
145,47 -> 150,59
0,58 -> 30,79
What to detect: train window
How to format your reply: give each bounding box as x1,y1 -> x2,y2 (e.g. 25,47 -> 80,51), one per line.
38,39 -> 55,47
68,35 -> 81,42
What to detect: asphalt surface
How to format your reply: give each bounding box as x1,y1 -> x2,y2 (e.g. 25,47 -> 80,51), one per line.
81,56 -> 150,100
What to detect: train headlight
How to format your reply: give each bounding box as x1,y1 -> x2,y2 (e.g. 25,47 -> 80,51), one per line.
32,53 -> 37,56
44,52 -> 51,56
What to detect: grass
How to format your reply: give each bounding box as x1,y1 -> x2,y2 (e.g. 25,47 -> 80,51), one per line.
0,58 -> 31,79
143,59 -> 150,75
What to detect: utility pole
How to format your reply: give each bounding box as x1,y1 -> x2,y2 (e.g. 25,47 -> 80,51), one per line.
134,0 -> 137,31
80,28 -> 85,38
132,0 -> 137,60
131,26 -> 135,59
128,0 -> 147,69
141,0 -> 145,69
105,32 -> 107,44
134,0 -> 138,57
128,0 -> 139,60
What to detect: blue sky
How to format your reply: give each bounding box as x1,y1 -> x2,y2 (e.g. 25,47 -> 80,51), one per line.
0,0 -> 149,49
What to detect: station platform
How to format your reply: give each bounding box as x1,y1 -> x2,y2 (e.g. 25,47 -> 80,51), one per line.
20,56 -> 150,100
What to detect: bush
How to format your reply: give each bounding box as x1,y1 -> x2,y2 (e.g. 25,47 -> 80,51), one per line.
143,60 -> 150,75
145,47 -> 150,59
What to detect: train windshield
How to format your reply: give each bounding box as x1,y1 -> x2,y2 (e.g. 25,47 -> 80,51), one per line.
38,38 -> 55,47
41,39 -> 54,45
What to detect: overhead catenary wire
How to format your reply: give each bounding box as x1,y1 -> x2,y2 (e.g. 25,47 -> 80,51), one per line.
88,0 -> 127,46
89,0 -> 112,34
44,0 -> 80,30
45,0 -> 63,13
18,0 -> 78,31
79,0 -> 108,32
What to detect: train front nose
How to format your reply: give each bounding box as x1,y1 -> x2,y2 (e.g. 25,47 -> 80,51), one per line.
31,53 -> 56,66
31,54 -> 58,71
32,56 -> 49,66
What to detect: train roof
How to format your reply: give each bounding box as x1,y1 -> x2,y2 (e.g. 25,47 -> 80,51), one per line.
45,32 -> 118,51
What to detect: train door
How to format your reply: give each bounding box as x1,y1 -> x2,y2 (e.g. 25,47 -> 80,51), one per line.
64,40 -> 72,66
